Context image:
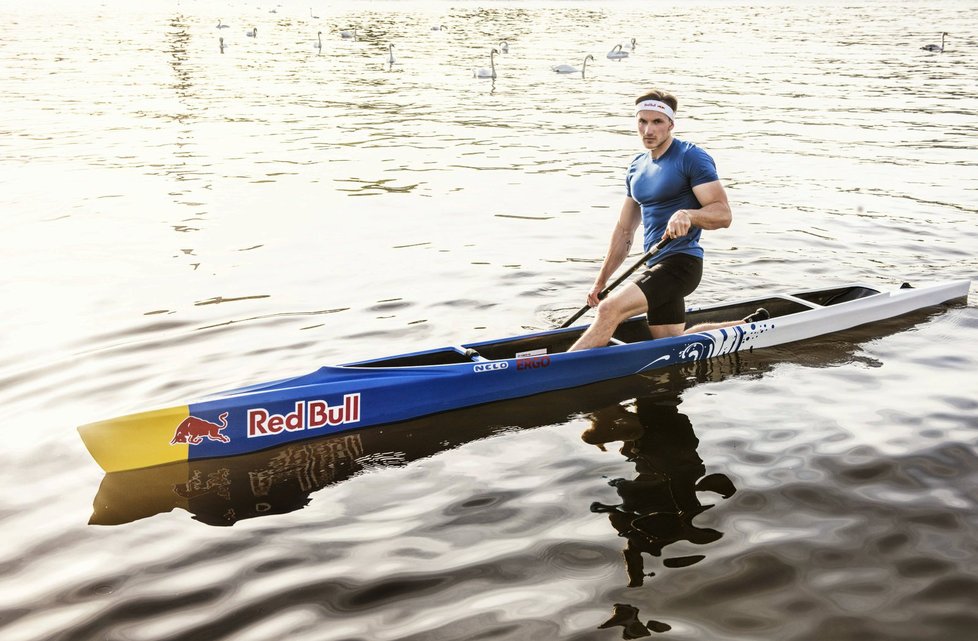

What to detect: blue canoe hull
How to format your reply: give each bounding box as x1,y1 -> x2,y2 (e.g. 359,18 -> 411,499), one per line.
78,280 -> 970,471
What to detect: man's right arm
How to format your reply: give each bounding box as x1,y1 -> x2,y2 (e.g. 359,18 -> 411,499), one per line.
587,199 -> 642,306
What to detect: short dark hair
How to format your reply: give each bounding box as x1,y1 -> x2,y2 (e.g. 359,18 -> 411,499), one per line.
635,89 -> 678,114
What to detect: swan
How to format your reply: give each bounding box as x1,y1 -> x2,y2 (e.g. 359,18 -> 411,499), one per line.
499,40 -> 509,53
921,32 -> 948,52
246,27 -> 257,38
606,44 -> 628,60
315,31 -> 322,50
310,8 -> 320,19
620,37 -> 637,51
386,43 -> 396,65
474,48 -> 500,79
340,28 -> 357,40
216,19 -> 230,29
431,24 -> 447,31
552,54 -> 594,77
219,37 -> 225,53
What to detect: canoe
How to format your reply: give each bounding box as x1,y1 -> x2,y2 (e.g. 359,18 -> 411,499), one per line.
78,279 -> 970,473
90,313 -> 927,527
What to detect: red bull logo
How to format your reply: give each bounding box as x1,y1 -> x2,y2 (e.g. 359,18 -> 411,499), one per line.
247,394 -> 361,439
171,412 -> 230,445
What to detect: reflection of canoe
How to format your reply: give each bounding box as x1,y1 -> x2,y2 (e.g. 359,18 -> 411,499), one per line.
88,300 -> 960,527
78,280 -> 969,473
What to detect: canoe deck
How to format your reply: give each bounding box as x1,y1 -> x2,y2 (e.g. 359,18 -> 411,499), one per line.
345,285 -> 883,368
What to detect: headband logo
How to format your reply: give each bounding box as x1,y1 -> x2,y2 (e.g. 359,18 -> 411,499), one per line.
635,100 -> 675,122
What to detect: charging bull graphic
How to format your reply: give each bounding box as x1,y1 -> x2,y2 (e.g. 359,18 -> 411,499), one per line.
171,412 -> 231,445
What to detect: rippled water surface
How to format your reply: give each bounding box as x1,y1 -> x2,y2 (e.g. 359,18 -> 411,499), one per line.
2,0 -> 977,639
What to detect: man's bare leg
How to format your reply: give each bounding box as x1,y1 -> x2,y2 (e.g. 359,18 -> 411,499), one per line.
684,308 -> 770,334
569,283 -> 649,351
683,320 -> 742,333
571,294 -> 769,349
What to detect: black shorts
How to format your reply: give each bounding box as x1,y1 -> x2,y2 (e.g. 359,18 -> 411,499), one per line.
632,253 -> 703,325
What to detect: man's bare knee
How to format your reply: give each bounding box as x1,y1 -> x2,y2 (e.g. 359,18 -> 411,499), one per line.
593,298 -> 627,324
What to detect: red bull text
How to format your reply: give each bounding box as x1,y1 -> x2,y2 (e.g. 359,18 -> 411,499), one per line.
247,394 -> 361,438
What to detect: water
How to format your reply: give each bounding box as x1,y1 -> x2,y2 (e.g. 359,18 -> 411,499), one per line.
2,0 -> 977,639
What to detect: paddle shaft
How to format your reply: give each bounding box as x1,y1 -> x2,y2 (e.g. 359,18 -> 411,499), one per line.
559,237 -> 673,328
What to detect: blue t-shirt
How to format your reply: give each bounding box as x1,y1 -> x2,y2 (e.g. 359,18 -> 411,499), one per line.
624,138 -> 719,264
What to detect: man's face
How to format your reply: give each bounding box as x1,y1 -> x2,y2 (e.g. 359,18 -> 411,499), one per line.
636,110 -> 674,150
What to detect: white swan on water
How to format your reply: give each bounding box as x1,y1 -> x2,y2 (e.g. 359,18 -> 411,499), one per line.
474,48 -> 499,79
499,40 -> 509,53
387,43 -> 397,65
216,19 -> 230,29
552,54 -> 594,77
431,24 -> 447,31
315,31 -> 322,50
921,32 -> 948,52
340,28 -> 357,40
606,44 -> 628,60
246,27 -> 257,38
620,37 -> 637,51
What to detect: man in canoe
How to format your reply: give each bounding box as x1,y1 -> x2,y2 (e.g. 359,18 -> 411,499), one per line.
569,88 -> 766,351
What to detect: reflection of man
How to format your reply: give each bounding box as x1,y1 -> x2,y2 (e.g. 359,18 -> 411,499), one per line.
585,393 -> 736,638
584,394 -> 736,588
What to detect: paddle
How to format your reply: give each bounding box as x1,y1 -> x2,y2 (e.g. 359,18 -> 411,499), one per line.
559,236 -> 673,328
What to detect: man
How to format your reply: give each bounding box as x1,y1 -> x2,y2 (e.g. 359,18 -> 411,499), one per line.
569,89 -> 766,351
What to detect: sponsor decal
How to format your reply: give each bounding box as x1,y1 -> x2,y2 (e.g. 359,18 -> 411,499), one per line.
247,394 -> 361,438
171,412 -> 230,445
515,348 -> 548,358
473,362 -> 509,373
516,355 -> 551,370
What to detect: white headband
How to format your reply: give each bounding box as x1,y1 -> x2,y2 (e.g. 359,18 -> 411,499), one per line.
635,99 -> 676,122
